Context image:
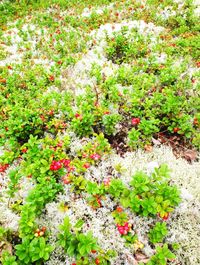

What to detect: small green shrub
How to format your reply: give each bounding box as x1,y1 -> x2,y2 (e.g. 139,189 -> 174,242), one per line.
148,222 -> 168,243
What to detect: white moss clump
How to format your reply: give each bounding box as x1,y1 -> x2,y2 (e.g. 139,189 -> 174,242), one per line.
41,144 -> 200,265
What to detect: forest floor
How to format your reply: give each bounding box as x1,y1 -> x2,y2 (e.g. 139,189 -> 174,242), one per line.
0,0 -> 200,264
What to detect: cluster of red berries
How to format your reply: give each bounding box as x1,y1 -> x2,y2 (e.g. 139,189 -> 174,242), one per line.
90,153 -> 101,160
34,226 -> 46,237
62,174 -> 71,184
60,159 -> 71,168
131,117 -> 140,126
50,160 -> 62,171
50,159 -> 74,171
116,222 -> 130,235
0,163 -> 9,173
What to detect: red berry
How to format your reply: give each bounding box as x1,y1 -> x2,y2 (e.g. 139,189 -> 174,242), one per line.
60,159 -> 71,168
48,110 -> 54,116
193,118 -> 198,126
158,212 -> 169,221
56,142 -> 63,147
0,164 -> 9,172
95,258 -> 100,265
118,227 -> 125,235
131,118 -> 140,126
21,148 -> 27,153
97,198 -> 101,207
173,127 -> 180,133
50,160 -> 62,171
39,231 -> 44,236
83,163 -> 90,169
124,222 -> 129,228
116,207 -> 123,213
91,250 -> 97,253
56,29 -> 61,34
75,113 -> 82,119
41,226 -> 46,232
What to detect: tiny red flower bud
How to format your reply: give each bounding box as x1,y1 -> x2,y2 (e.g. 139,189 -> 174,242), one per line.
49,75 -> 55,82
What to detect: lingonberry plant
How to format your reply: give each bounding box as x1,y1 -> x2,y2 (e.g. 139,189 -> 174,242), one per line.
127,164 -> 181,217
139,244 -> 176,265
0,0 -> 199,264
58,216 -> 116,265
148,222 -> 168,244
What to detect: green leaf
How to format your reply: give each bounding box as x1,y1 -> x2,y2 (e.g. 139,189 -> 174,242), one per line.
74,219 -> 84,229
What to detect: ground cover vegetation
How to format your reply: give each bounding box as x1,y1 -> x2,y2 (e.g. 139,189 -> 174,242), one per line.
0,0 -> 199,264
